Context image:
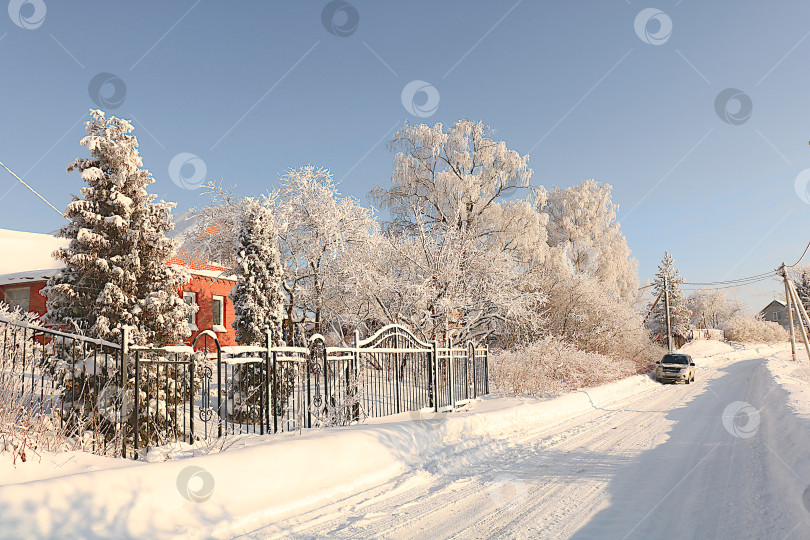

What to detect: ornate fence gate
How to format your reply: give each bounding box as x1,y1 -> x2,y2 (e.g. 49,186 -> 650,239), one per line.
1,316 -> 489,459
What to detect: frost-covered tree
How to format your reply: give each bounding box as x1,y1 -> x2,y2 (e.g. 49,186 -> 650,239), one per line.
360,220 -> 546,344
794,272 -> 810,312
44,110 -> 191,346
687,289 -> 744,329
183,167 -> 378,344
228,200 -> 284,422
647,252 -> 691,340
177,182 -> 243,268
546,180 -> 638,302
374,120 -> 548,264
230,199 -> 284,346
271,166 -> 378,343
369,120 -> 549,342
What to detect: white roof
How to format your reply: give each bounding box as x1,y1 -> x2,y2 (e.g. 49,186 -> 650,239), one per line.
0,228 -> 233,284
0,228 -> 67,278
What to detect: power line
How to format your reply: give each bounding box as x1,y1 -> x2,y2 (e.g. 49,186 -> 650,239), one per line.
681,275 -> 776,291
786,240 -> 810,268
0,159 -> 66,220
682,270 -> 776,286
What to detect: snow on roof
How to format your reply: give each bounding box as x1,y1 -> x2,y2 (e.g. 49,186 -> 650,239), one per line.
0,268 -> 60,287
167,251 -> 235,280
0,227 -> 234,283
0,228 -> 67,276
759,299 -> 786,312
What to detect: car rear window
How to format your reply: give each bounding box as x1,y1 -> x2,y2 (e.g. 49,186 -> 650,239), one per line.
662,354 -> 689,364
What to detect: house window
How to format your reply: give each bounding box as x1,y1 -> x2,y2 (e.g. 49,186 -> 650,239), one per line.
4,287 -> 30,312
183,291 -> 198,330
773,311 -> 780,321
212,295 -> 226,332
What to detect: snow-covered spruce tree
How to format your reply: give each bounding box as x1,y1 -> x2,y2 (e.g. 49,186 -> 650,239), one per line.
231,199 -> 284,347
230,199 -> 285,422
647,252 -> 691,344
43,110 -> 193,441
45,110 -> 192,345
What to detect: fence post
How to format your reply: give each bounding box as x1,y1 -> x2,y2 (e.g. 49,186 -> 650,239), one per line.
264,328 -> 271,436
484,345 -> 489,394
394,349 -> 401,415
447,338 -> 455,408
217,343 -> 223,438
271,350 -> 278,434
431,340 -> 439,412
189,356 -> 196,442
120,327 -> 129,458
306,347 -> 312,429
353,330 -> 360,422
464,341 -> 476,399
468,342 -> 475,400
133,349 -> 140,457
322,339 -> 328,418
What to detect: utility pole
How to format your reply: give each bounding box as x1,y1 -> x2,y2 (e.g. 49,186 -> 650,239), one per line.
780,262 -> 797,361
663,273 -> 673,353
787,279 -> 810,362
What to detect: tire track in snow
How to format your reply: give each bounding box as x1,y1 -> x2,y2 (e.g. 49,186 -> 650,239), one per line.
256,376 -> 707,539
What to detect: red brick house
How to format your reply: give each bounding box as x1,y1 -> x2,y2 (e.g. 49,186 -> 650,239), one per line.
0,228 -> 237,348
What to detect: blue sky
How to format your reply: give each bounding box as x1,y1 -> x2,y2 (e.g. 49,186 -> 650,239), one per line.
1,0 -> 809,311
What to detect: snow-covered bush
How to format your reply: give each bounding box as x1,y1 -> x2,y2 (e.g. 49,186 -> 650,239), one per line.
723,315 -> 788,343
489,335 -> 646,397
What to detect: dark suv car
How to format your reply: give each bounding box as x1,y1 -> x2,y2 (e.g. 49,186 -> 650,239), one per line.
655,353 -> 695,384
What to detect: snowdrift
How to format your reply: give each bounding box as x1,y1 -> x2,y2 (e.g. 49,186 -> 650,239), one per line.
0,373 -> 659,539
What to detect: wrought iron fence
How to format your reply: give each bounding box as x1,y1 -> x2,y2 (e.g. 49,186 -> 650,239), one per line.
1,316 -> 489,459
0,314 -> 125,456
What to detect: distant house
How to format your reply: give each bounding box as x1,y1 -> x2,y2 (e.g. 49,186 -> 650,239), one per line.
759,300 -> 789,330
0,228 -> 236,348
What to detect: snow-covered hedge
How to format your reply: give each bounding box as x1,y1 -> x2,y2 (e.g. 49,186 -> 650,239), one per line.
723,315 -> 788,343
489,335 -> 653,397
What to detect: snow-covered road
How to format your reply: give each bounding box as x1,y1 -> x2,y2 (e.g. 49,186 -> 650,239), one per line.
3,342 -> 810,539
248,344 -> 810,539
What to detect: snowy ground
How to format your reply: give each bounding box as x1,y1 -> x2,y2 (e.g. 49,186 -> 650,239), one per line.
2,341 -> 810,539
